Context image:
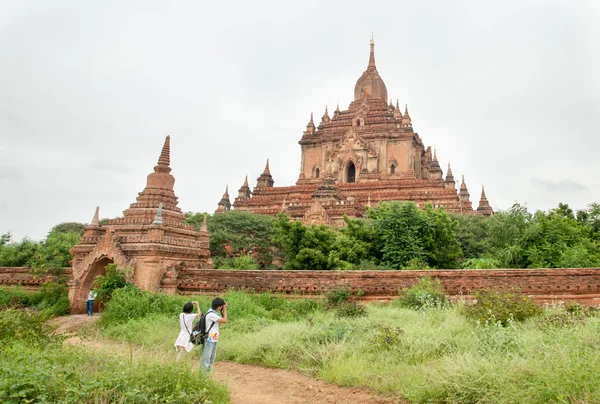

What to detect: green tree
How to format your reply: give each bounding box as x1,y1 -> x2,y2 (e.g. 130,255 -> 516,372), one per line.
368,201 -> 430,269
451,213 -> 492,260
422,204 -> 463,268
185,211 -> 277,269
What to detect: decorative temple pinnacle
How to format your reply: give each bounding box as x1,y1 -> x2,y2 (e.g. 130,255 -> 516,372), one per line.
152,203 -> 163,225
433,148 -> 438,161
243,174 -> 249,187
263,159 -> 270,175
321,105 -> 330,124
481,185 -> 487,199
335,103 -> 340,113
404,104 -> 411,119
154,135 -> 172,174
477,185 -> 494,216
368,37 -> 376,71
394,99 -> 402,118
224,185 -> 229,198
200,214 -> 208,232
91,206 -> 100,226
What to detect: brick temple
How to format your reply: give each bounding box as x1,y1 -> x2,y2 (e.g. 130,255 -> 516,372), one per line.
68,136 -> 211,312
219,40 -> 493,224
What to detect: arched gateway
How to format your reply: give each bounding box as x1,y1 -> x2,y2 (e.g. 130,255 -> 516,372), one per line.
68,136 -> 212,313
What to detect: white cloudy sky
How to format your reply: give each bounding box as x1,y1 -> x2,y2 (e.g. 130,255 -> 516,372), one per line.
1,0 -> 599,240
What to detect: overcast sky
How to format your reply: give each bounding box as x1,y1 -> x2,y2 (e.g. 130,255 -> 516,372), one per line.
1,0 -> 599,240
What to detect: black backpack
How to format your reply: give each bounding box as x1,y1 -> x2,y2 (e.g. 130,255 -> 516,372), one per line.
190,313 -> 215,346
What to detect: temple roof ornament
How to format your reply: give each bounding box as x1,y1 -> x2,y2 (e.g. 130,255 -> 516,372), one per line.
90,206 -> 100,226
152,203 -> 164,225
216,185 -> 232,213
354,39 -> 388,101
321,106 -> 330,124
305,112 -> 316,135
394,99 -> 402,119
256,159 -> 274,188
477,186 -> 494,216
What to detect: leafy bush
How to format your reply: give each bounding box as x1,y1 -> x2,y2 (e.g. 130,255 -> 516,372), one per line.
0,283 -> 69,317
214,254 -> 259,270
0,309 -> 58,346
537,302 -> 597,329
395,277 -> 448,310
93,263 -> 132,302
460,257 -> 501,269
334,301 -> 367,318
371,325 -> 404,351
325,288 -> 352,306
465,288 -> 543,326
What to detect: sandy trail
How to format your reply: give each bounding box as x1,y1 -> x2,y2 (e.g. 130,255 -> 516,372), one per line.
50,315 -> 398,404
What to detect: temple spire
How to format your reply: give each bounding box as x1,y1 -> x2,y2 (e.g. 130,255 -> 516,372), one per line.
402,104 -> 412,127
216,185 -> 232,213
394,99 -> 402,119
321,105 -> 330,124
90,206 -> 100,226
154,135 -> 171,174
243,174 -> 249,187
305,112 -> 316,135
477,185 -> 494,216
445,162 -> 456,190
368,37 -> 376,71
257,159 -> 274,188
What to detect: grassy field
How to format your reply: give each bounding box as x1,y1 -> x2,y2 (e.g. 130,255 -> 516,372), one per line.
94,286 -> 600,404
0,305 -> 229,404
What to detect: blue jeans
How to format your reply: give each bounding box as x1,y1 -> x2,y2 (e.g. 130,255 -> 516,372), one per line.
201,341 -> 218,373
86,300 -> 94,316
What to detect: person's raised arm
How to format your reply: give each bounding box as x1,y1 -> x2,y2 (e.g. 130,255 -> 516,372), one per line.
194,301 -> 202,318
218,303 -> 228,324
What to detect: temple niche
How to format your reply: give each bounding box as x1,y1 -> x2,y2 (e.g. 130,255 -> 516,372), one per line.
225,39 -> 493,224
68,136 -> 211,313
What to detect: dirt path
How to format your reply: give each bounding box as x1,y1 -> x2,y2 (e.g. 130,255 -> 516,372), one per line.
51,315 -> 398,404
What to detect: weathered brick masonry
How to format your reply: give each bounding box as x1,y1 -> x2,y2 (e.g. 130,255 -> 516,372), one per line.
3,267 -> 600,306
177,268 -> 600,305
0,267 -> 71,290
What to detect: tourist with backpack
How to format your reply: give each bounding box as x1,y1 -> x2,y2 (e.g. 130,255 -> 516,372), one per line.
200,297 -> 228,373
174,301 -> 201,361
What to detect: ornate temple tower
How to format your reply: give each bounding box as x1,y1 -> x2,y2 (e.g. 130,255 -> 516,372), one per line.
69,136 -> 211,313
226,40 -> 492,223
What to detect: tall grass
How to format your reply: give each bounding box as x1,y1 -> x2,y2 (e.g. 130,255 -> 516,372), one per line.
96,288 -> 600,403
0,309 -> 229,403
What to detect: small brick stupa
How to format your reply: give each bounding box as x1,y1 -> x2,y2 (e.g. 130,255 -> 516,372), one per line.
68,136 -> 211,313
226,39 -> 494,224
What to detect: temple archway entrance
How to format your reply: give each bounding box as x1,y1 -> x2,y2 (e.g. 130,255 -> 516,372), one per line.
346,162 -> 356,183
73,257 -> 113,314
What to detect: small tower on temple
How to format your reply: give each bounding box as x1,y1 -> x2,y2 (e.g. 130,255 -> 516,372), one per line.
320,106 -> 330,125
235,175 -> 252,204
216,186 -> 232,213
445,162 -> 456,191
476,186 -> 494,216
428,149 -> 443,181
394,99 -> 402,119
458,174 -> 472,210
402,104 -> 412,127
256,159 -> 275,188
304,113 -> 316,135
333,103 -> 340,117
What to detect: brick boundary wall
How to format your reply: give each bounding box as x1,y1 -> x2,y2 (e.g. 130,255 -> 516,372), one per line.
178,268 -> 600,306
3,267 -> 600,306
0,267 -> 71,290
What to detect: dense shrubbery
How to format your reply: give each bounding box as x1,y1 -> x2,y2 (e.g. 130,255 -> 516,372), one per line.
0,282 -> 70,317
395,277 -> 449,310
464,288 -> 543,326
93,263 -> 132,303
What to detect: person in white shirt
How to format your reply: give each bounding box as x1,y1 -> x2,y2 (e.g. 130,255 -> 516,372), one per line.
174,301 -> 201,361
201,297 -> 228,373
86,290 -> 98,316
